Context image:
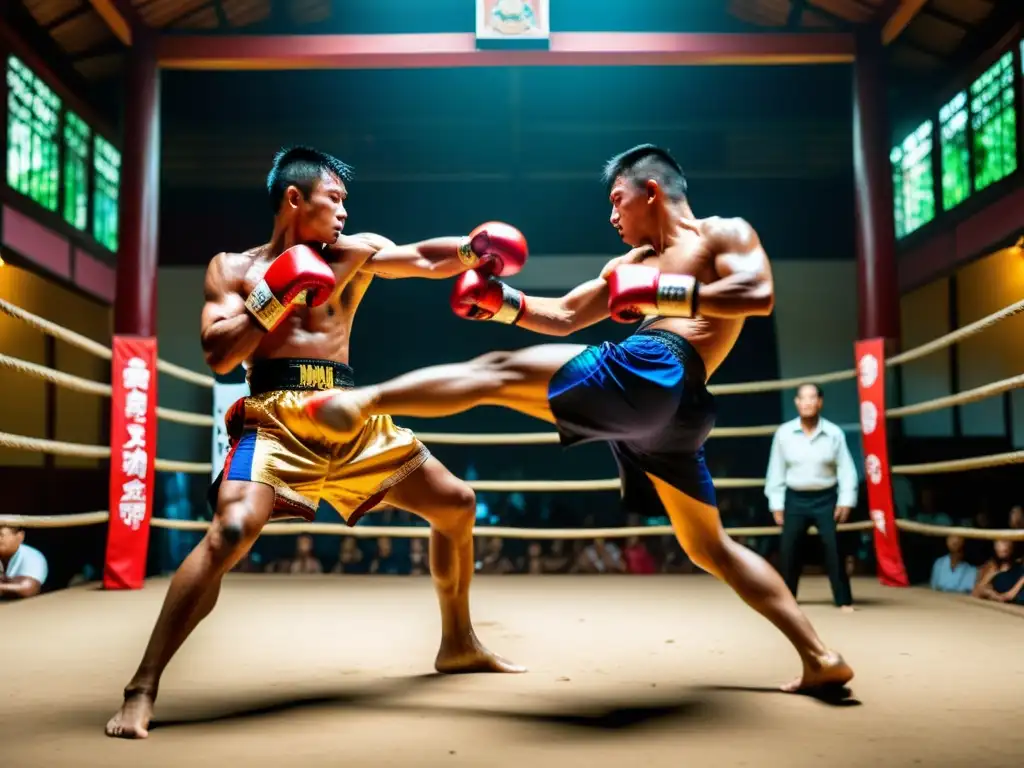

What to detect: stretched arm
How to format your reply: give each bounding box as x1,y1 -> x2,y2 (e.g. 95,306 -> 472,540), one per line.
360,234 -> 474,280
698,217 -> 774,318
200,254 -> 265,375
0,576 -> 42,599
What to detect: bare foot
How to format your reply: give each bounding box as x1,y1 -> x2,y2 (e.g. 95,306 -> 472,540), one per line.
839,605 -> 856,614
781,651 -> 854,693
105,690 -> 155,739
435,637 -> 526,674
303,389 -> 370,442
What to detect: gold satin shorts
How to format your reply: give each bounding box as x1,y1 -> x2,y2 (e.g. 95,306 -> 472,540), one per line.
219,388 -> 429,524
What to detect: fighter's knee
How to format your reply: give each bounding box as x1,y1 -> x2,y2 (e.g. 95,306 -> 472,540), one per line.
471,350 -> 515,370
684,537 -> 730,576
430,481 -> 477,533
211,502 -> 262,554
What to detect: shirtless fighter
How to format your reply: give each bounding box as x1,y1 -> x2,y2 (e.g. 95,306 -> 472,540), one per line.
106,146 -> 526,739
306,144 -> 854,691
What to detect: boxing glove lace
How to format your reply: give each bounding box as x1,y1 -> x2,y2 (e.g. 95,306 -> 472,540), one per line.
245,245 -> 337,331
457,222 -> 528,277
449,269 -> 526,325
607,264 -> 699,323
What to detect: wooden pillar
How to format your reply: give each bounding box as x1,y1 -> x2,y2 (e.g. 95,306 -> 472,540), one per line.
113,34 -> 160,335
852,25 -> 901,345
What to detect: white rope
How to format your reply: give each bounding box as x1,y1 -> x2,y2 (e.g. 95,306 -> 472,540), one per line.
0,511 -> 110,528
892,450 -> 1024,475
886,298 -> 1024,368
886,373 -> 1024,418
0,353 -> 112,396
0,297 -> 212,387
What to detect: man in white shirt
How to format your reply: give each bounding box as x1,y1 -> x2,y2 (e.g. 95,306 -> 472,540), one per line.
765,384 -> 858,610
0,525 -> 49,599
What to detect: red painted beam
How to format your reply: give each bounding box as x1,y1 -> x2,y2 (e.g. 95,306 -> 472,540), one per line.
157,32 -> 855,70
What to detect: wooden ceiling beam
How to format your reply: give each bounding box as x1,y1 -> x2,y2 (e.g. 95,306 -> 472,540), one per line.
880,0 -> 930,45
86,0 -> 147,46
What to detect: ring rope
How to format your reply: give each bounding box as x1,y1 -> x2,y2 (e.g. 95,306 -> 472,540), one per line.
891,450 -> 1024,475
885,298 -> 1024,368
0,298 -> 213,387
886,373 -> 1024,418
6,512 -> 1023,544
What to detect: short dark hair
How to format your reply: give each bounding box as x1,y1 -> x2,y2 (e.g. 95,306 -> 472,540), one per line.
602,143 -> 688,201
266,146 -> 352,212
796,383 -> 823,398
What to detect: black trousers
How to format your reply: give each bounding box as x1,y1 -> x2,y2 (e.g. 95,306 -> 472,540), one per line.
779,486 -> 852,607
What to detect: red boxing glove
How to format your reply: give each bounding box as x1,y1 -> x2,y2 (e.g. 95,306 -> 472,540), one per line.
607,264 -> 699,324
245,244 -> 337,331
458,222 -> 528,277
449,269 -> 526,325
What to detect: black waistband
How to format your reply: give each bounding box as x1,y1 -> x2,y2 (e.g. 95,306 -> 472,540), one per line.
247,358 -> 355,396
631,328 -> 707,383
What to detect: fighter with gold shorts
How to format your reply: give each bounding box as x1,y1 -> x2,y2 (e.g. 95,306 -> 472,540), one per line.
214,358 -> 429,525
106,146 -> 529,740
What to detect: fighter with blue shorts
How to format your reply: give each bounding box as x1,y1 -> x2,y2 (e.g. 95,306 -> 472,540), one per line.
307,144 -> 854,693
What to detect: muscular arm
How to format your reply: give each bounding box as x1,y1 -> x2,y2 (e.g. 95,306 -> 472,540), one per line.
199,254 -> 265,375
0,576 -> 42,599
359,233 -> 472,280
697,217 -> 774,318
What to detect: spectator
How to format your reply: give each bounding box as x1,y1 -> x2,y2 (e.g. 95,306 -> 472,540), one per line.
369,537 -> 407,575
408,538 -> 428,576
541,540 -> 571,574
973,540 -> 1018,600
1008,505 -> 1023,531
765,382 -> 857,612
623,536 -> 657,574
477,537 -> 514,574
331,537 -> 367,574
0,525 -> 48,600
522,542 -> 545,574
288,535 -> 323,574
575,538 -> 626,574
929,535 -> 977,594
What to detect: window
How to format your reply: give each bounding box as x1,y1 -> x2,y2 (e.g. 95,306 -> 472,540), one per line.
939,91 -> 970,211
970,51 -> 1016,192
6,55 -> 61,212
63,111 -> 90,230
890,120 -> 935,238
93,135 -> 120,252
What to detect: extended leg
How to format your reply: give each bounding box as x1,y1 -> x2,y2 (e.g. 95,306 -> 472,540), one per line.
647,474 -> 854,692
105,481 -> 274,738
386,458 -> 524,673
307,345 -> 587,440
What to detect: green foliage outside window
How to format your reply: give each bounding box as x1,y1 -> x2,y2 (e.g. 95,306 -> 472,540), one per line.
939,91 -> 970,211
63,111 -> 90,231
890,120 -> 935,239
971,51 -> 1017,192
93,135 -> 121,252
6,55 -> 60,212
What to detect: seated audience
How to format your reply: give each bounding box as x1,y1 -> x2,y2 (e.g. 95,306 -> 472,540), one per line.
623,536 -> 657,574
331,537 -> 367,574
972,539 -> 1018,599
477,537 -> 515,574
369,537 -> 407,575
541,540 -> 572,574
929,535 -> 977,594
408,538 -> 428,576
0,525 -> 48,600
523,542 -> 544,574
288,534 -> 323,575
575,538 -> 626,574
1009,505 -> 1023,531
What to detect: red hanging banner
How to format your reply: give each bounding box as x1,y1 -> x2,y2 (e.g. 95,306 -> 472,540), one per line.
854,338 -> 908,587
104,337 -> 158,590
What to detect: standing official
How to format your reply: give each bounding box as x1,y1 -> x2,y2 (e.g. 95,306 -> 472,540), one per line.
766,383 -> 858,611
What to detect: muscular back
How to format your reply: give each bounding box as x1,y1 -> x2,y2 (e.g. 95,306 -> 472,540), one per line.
201,233 -> 389,370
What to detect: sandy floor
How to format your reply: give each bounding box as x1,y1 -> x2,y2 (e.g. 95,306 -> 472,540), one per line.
1,574 -> 1021,767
